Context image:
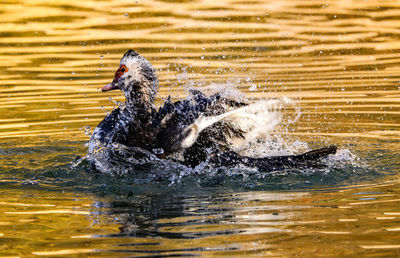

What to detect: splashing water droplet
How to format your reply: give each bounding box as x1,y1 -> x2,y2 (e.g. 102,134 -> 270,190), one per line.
249,84 -> 257,92
152,148 -> 164,155
84,126 -> 91,135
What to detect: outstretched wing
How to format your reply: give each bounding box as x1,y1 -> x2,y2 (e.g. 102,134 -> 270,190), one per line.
187,89 -> 247,144
149,90 -> 248,156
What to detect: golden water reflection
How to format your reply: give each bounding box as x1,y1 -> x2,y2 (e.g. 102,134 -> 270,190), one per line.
0,0 -> 400,256
2,182 -> 400,256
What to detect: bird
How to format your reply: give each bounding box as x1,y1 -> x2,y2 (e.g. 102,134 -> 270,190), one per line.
88,50 -> 337,175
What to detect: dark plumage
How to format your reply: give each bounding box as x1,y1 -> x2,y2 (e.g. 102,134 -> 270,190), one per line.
88,50 -> 337,174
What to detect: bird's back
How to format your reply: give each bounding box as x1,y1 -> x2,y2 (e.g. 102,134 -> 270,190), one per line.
146,90 -> 247,164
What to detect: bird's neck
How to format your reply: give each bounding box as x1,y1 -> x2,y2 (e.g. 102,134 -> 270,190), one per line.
124,90 -> 156,112
124,80 -> 158,112
125,97 -> 153,112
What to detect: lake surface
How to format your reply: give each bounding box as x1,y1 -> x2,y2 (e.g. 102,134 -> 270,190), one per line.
1,0 -> 400,256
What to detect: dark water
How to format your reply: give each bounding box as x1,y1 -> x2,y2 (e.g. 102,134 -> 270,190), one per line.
1,0 -> 400,256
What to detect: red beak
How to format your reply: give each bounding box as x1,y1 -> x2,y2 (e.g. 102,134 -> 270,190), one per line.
102,64 -> 127,92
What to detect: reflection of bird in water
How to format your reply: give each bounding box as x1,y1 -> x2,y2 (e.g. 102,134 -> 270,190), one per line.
88,50 -> 336,174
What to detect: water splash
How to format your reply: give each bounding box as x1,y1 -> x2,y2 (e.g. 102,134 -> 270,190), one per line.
86,84 -> 367,185
182,83 -> 302,158
181,97 -> 300,155
187,82 -> 247,104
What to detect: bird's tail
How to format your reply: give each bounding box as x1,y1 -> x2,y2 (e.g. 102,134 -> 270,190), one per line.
289,145 -> 337,162
212,145 -> 338,171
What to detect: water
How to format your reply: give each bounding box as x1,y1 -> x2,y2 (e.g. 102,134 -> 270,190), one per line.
1,0 -> 400,256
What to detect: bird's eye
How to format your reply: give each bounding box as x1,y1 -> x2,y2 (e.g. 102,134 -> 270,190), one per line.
119,65 -> 128,75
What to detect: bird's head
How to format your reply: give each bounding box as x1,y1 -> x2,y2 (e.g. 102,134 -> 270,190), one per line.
102,50 -> 159,105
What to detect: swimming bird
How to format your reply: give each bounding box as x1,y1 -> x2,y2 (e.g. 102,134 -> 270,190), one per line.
88,50 -> 337,174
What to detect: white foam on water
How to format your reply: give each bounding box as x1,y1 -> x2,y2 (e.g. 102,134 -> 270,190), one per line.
324,148 -> 365,168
